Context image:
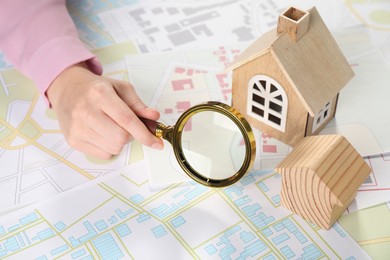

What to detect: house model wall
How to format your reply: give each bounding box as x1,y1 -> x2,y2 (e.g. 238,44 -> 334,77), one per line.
275,135 -> 371,229
226,7 -> 354,147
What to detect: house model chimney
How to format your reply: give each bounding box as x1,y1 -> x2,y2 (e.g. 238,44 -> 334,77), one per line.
277,7 -> 310,42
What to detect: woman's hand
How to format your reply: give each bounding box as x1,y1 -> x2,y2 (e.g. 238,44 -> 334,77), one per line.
47,62 -> 164,159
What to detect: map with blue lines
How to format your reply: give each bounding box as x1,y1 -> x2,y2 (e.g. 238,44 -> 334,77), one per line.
0,162 -> 369,259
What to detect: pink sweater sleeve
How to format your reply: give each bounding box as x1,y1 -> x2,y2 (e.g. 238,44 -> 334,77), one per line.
0,0 -> 103,103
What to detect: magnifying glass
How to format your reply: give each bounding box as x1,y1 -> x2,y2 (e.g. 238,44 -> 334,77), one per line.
141,101 -> 256,187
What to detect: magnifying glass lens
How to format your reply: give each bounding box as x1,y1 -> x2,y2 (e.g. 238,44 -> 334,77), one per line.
180,111 -> 246,180
141,101 -> 255,187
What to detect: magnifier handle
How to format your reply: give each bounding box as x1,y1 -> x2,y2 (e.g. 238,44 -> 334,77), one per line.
140,117 -> 159,135
141,117 -> 173,141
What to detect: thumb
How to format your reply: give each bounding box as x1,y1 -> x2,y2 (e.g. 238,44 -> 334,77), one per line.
129,99 -> 160,121
113,80 -> 160,120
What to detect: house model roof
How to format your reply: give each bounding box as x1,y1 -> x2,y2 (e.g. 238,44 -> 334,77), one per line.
276,134 -> 370,206
226,7 -> 354,116
275,135 -> 371,229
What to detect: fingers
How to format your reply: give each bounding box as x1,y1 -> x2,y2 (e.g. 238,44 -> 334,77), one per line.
88,111 -> 133,153
101,85 -> 164,150
49,66 -> 164,159
113,80 -> 160,120
65,118 -> 132,158
104,103 -> 164,149
70,140 -> 115,160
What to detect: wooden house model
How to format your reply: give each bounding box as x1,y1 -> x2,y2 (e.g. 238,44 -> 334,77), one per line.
275,135 -> 371,229
226,7 -> 354,147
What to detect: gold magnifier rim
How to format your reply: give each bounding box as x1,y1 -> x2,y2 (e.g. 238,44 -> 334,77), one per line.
171,101 -> 256,187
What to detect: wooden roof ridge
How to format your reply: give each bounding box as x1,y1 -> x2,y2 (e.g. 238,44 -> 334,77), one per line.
277,134 -> 371,229
276,135 -> 371,204
276,135 -> 343,170
272,7 -> 354,116
224,28 -> 278,72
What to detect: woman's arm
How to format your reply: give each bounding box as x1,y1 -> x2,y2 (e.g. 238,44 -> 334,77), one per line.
0,0 -> 102,101
0,0 -> 163,159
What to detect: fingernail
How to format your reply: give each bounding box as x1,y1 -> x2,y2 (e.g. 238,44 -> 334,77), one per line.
151,141 -> 164,150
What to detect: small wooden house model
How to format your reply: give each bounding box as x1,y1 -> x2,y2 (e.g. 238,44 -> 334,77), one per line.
226,7 -> 354,147
275,135 -> 371,229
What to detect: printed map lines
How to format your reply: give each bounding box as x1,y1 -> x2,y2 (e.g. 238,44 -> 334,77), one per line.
0,86 -> 94,180
117,173 -> 149,188
225,186 -> 277,258
220,175 -> 348,259
111,225 -> 135,259
35,209 -> 72,250
190,219 -> 257,256
1,92 -> 93,206
16,194 -> 135,259
0,211 -> 43,242
157,188 -> 216,219
66,2 -> 115,49
14,159 -> 61,205
149,189 -> 257,258
70,183 -> 197,259
1,93 -> 39,149
358,154 -> 390,192
163,221 -> 198,259
345,0 -> 390,31
98,183 -> 144,214
217,188 -> 285,259
128,182 -> 183,208
0,116 -> 95,181
0,168 -> 369,259
100,180 -> 217,258
0,71 -> 15,97
56,223 -> 128,259
359,236 -> 390,246
54,205 -> 135,259
0,212 -> 43,258
100,182 -> 199,258
256,173 -> 282,208
287,215 -> 332,259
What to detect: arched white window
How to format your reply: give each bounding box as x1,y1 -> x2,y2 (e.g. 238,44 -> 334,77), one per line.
247,75 -> 288,132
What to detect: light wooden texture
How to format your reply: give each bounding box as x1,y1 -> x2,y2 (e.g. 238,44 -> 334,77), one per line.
277,7 -> 310,42
276,135 -> 371,230
305,94 -> 339,136
227,6 -> 354,116
232,51 -> 308,147
227,6 -> 354,147
272,7 -> 354,116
